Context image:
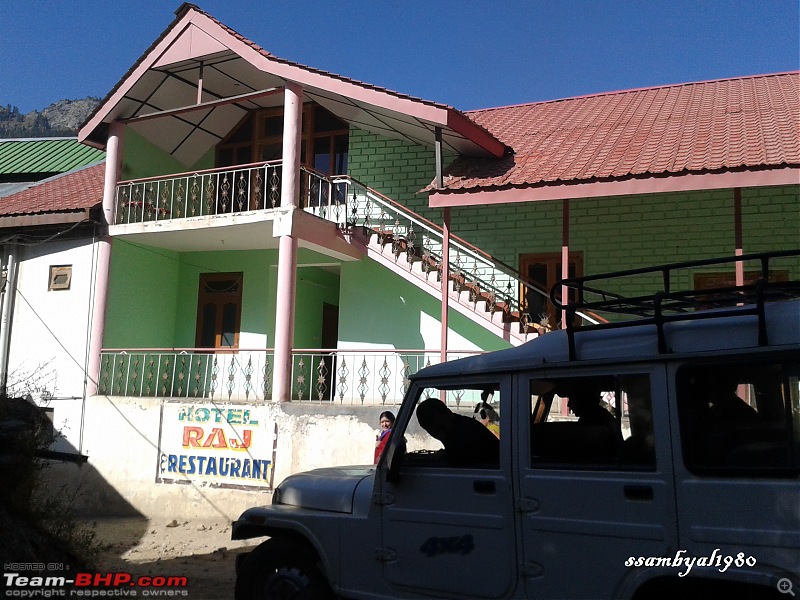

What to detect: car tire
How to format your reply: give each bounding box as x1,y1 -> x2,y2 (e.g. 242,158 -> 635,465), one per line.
235,537 -> 333,600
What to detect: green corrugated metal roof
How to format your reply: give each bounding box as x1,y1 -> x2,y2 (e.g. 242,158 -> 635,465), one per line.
0,138 -> 105,175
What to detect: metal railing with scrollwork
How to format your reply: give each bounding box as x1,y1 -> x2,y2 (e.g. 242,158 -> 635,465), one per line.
114,161 -> 283,225
98,348 -> 480,405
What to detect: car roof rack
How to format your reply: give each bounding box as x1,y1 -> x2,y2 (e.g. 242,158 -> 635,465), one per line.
550,249 -> 800,360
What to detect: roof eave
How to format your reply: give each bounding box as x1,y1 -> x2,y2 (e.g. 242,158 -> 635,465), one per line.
0,209 -> 94,229
429,166 -> 800,207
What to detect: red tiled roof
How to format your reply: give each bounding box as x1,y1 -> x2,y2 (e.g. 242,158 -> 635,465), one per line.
440,72 -> 800,192
0,162 -> 105,216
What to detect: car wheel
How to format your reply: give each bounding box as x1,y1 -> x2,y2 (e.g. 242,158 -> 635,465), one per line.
235,538 -> 333,600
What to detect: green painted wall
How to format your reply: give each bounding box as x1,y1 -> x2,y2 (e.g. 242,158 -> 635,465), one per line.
440,186 -> 799,296
120,129 -> 214,181
105,240 -> 180,348
174,250 -> 275,348
348,128 -> 451,222
295,266 -> 341,349
106,245 -> 343,350
338,258 -> 510,352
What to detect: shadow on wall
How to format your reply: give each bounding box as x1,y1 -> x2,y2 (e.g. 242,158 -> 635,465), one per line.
0,396 -> 147,565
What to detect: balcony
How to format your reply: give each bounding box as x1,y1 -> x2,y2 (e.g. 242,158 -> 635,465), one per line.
114,162 -> 343,225
97,348 -> 481,405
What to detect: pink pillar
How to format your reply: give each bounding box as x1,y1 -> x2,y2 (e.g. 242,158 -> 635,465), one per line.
272,81 -> 303,402
734,188 -> 744,286
561,199 -> 570,329
440,208 -> 451,365
86,121 -> 123,397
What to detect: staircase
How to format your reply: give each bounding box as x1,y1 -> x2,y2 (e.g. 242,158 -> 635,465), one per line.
320,176 -> 553,346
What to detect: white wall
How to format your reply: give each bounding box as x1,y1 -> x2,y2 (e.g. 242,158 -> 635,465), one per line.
8,238 -> 98,452
10,238 -> 95,397
44,395 -> 410,521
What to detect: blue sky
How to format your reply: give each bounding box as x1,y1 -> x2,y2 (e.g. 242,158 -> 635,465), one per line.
2,1 -> 798,114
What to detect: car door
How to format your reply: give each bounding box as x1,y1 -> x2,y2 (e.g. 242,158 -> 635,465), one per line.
671,355 -> 800,587
518,367 -> 679,599
378,377 -> 519,599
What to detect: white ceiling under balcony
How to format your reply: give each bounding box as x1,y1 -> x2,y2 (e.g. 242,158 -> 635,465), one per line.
110,209 -> 364,263
80,6 -> 505,166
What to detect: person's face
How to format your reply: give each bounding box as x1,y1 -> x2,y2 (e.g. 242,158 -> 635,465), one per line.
380,416 -> 393,430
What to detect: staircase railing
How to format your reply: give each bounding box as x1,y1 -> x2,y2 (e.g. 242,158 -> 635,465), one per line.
333,176 -> 556,334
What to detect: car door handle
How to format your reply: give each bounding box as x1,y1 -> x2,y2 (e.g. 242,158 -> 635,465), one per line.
473,480 -> 496,494
624,485 -> 653,501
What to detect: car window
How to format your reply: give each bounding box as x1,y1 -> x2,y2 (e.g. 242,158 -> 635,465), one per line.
677,359 -> 800,476
401,384 -> 502,469
529,374 -> 655,470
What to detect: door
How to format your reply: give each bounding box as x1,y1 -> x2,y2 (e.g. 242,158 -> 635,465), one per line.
672,355 -> 800,585
519,368 -> 678,599
519,252 -> 582,329
195,272 -> 243,349
379,378 -> 518,599
319,303 -> 339,400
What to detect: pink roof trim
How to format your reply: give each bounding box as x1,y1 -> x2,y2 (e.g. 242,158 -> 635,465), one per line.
80,4 -> 504,157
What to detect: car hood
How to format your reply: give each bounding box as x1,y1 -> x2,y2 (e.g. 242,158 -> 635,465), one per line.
273,465 -> 375,513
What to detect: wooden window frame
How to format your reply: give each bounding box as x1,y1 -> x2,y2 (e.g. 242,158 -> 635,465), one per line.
217,104 -> 349,176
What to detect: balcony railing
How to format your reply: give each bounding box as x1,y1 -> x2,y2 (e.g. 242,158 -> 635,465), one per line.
97,348 -> 480,406
115,162 -> 283,225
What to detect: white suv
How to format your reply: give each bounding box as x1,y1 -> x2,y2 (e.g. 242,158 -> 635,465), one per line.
233,251 -> 800,599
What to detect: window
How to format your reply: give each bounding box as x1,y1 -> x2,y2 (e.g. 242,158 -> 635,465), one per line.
678,359 -> 800,476
48,265 -> 72,291
195,273 -> 243,349
403,384 -> 502,469
529,374 -> 655,470
520,252 -> 582,328
217,104 -> 349,176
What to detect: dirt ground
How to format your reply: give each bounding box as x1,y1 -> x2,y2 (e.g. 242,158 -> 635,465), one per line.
87,517 -> 260,599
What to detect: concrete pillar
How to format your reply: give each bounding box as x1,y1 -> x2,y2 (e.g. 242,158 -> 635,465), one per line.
86,121 -> 123,397
734,188 -> 744,286
440,207 -> 450,365
561,199 -> 570,329
0,244 -> 19,396
272,81 -> 303,402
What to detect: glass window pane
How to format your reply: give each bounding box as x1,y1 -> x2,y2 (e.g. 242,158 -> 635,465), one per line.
678,361 -> 798,475
200,304 -> 217,348
263,115 -> 283,137
314,137 -> 331,174
401,385 -> 501,469
221,302 -> 237,347
334,135 -> 348,174
528,375 -> 654,470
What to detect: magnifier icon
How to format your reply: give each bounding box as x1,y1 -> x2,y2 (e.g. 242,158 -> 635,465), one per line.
778,578 -> 795,596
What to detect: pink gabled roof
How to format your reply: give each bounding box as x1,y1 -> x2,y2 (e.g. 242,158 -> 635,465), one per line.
0,163 -> 105,217
80,3 -> 504,160
439,72 -> 800,193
